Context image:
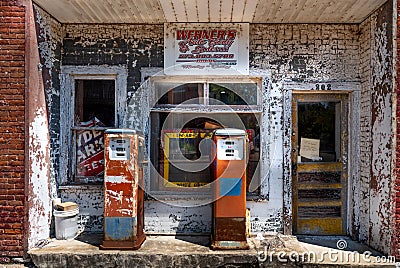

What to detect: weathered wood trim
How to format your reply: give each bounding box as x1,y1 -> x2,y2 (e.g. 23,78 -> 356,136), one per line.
348,89 -> 361,238
283,87 -> 293,234
60,65 -> 128,185
141,70 -> 269,200
283,82 -> 360,235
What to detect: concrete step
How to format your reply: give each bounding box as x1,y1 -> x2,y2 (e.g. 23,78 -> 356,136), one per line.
28,233 -> 398,268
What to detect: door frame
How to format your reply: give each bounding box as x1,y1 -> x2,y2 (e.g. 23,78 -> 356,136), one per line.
291,91 -> 349,235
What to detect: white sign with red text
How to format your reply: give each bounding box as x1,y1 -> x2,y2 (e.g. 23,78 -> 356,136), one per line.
164,23 -> 249,75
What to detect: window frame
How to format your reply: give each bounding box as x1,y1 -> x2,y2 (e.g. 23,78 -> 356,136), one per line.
148,76 -> 263,197
74,79 -> 117,128
60,65 -> 127,185
151,76 -> 262,111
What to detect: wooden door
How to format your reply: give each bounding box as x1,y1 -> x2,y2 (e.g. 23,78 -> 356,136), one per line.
292,92 -> 348,235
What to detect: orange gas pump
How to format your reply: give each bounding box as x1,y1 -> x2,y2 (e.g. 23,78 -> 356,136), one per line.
101,129 -> 146,250
211,128 -> 249,250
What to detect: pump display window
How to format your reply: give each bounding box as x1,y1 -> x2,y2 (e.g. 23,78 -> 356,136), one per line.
149,80 -> 262,194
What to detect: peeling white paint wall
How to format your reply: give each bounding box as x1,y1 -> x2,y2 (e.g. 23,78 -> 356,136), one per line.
26,2 -> 52,250
357,1 -> 394,255
55,23 -> 362,235
28,108 -> 52,246
357,15 -> 373,243
59,186 -> 103,232
145,201 -> 212,234
251,23 -> 361,235
370,17 -> 393,255
37,9 -> 394,251
33,4 -> 63,202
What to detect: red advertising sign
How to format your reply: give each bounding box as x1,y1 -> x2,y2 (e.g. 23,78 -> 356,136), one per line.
76,118 -> 105,177
176,29 -> 237,67
164,23 -> 249,75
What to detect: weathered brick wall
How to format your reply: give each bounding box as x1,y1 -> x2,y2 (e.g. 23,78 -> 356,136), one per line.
56,23 -> 362,234
0,0 -> 25,257
249,24 -> 360,82
33,5 -> 63,201
395,0 -> 400,260
358,15 -> 373,244
249,23 -> 360,234
369,1 -> 393,255
358,0 -> 394,256
38,14 -> 396,250
62,24 -> 164,94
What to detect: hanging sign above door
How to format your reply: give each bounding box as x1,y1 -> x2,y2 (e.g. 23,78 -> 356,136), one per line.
164,23 -> 249,75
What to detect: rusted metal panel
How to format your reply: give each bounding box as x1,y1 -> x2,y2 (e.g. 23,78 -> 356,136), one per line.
212,132 -> 248,250
104,133 -> 139,218
104,189 -> 135,218
104,217 -> 137,241
213,218 -> 247,242
102,131 -> 146,250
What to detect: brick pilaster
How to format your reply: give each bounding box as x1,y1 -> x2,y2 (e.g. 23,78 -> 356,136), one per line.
0,0 -> 26,257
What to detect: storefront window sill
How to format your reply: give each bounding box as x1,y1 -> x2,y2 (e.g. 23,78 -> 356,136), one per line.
145,191 -> 267,202
58,186 -> 267,201
59,184 -> 104,191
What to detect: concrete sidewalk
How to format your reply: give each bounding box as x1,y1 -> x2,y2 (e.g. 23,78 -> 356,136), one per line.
28,233 -> 399,268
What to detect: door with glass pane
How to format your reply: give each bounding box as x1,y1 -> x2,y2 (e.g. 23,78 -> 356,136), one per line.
292,92 -> 348,235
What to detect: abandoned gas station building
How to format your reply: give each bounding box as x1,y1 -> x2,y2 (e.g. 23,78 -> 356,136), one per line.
1,0 -> 400,261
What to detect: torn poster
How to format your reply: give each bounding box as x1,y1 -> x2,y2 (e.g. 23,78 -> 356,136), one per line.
76,117 -> 105,177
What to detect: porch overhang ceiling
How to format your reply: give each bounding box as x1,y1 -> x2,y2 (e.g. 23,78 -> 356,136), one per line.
33,0 -> 387,24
